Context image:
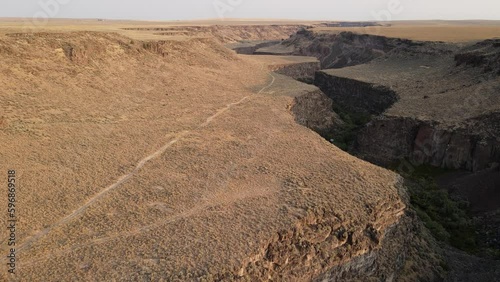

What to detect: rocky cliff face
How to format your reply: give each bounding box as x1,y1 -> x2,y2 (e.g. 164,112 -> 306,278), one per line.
314,38 -> 500,173
315,71 -> 399,115
356,116 -> 500,172
228,40 -> 281,55
233,181 -> 444,282
279,30 -> 414,69
455,39 -> 500,77
290,89 -> 345,136
270,61 -> 320,83
316,211 -> 445,282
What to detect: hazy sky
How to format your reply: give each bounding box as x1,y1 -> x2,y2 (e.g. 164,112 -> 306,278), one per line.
1,0 -> 499,21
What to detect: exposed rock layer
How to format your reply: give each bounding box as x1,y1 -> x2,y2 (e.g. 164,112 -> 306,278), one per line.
273,30 -> 416,68
356,116 -> 500,172
314,38 -> 500,172
315,71 -> 399,115
270,61 -> 320,83
228,40 -> 281,55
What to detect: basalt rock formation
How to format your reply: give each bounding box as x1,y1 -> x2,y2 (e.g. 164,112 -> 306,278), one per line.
317,38 -> 500,172
355,114 -> 500,172
312,36 -> 500,277
455,39 -> 500,77
227,40 -> 281,55
315,72 -> 398,115
268,59 -> 320,83
264,29 -> 418,69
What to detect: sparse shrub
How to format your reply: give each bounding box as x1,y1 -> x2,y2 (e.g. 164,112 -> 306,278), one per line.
324,105 -> 372,152
400,165 -> 479,253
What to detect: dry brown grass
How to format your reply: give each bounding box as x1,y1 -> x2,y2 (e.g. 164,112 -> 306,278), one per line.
321,48 -> 500,125
0,20 -> 411,281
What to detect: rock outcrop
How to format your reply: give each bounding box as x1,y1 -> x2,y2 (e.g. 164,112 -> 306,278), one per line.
316,38 -> 500,172
315,71 -> 399,115
290,88 -> 345,136
244,54 -> 321,84
455,39 -> 500,77
272,30 -> 417,69
123,24 -> 304,43
227,40 -> 281,54
270,60 -> 320,83
356,116 -> 500,172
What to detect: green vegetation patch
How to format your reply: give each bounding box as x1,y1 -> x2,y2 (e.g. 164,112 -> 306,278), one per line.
398,164 -> 479,253
324,104 -> 371,152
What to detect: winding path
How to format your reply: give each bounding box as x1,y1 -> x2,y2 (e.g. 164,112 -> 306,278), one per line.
15,69 -> 276,256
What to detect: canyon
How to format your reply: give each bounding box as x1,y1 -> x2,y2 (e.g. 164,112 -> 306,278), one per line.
0,19 -> 499,281
232,23 -> 500,280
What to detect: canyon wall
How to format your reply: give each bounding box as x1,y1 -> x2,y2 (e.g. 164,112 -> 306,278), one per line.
269,61 -> 320,83
229,40 -> 281,55
123,25 -> 304,43
233,181 -> 444,281
280,30 -> 412,69
356,116 -> 500,172
290,89 -> 345,136
315,72 -> 500,173
315,71 -> 399,115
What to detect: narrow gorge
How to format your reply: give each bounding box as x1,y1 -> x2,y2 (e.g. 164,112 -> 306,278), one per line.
234,27 -> 500,280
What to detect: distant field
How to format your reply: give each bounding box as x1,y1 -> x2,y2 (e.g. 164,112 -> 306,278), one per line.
2,19 -> 500,42
313,21 -> 500,42
0,18 -> 318,41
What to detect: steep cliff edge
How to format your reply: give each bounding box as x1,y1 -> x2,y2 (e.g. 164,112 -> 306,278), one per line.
318,39 -> 500,172
248,55 -> 321,83
258,29 -> 448,69
241,61 -> 344,137
455,39 -> 500,77
236,61 -> 446,281
314,38 -> 500,272
356,115 -> 500,172
315,72 -> 398,115
123,24 -> 304,43
226,40 -> 281,55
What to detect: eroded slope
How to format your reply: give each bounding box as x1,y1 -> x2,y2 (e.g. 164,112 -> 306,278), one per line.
318,39 -> 500,172
0,32 -> 438,281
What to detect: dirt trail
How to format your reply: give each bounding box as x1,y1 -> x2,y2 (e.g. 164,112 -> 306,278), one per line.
15,68 -> 277,257
22,180 -> 275,267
